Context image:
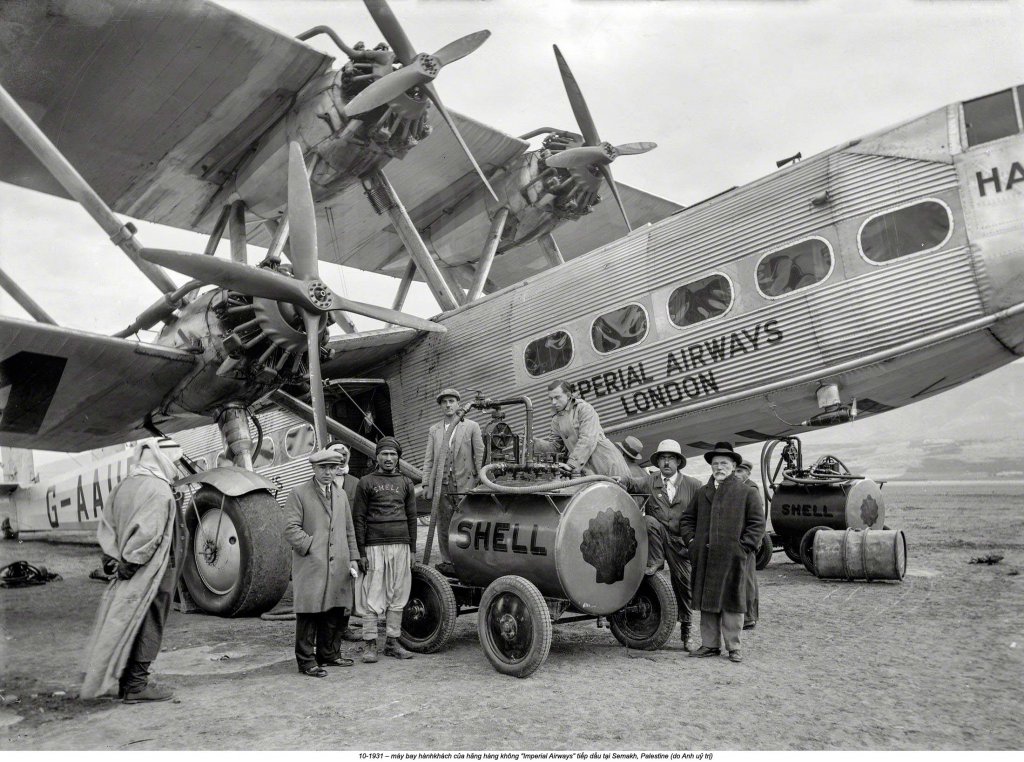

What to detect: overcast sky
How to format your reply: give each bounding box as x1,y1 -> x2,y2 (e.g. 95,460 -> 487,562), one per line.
2,0 -> 1022,334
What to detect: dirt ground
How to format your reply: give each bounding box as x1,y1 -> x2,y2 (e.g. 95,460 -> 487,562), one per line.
1,482 -> 1022,750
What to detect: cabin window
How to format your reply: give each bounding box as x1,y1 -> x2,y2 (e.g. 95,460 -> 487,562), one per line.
284,424 -> 316,460
253,437 -> 276,467
193,457 -> 208,472
591,304 -> 649,354
524,330 -> 573,376
859,200 -> 952,264
963,89 -> 1020,147
755,237 -> 833,298
668,274 -> 733,328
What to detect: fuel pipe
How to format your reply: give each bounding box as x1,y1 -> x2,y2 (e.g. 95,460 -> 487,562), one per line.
477,462 -> 617,494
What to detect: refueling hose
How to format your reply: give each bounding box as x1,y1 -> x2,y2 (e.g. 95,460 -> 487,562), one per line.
478,462 -> 619,494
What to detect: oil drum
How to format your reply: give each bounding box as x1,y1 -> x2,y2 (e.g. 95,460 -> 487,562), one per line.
770,478 -> 886,539
812,528 -> 907,581
449,481 -> 648,616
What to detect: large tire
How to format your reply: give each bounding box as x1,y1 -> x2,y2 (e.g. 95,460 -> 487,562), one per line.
755,533 -> 774,570
800,525 -> 831,575
400,563 -> 458,653
182,487 -> 289,616
477,575 -> 552,678
609,571 -> 678,651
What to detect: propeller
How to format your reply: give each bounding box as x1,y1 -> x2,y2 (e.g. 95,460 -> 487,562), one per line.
141,142 -> 446,445
550,44 -> 658,231
350,0 -> 499,203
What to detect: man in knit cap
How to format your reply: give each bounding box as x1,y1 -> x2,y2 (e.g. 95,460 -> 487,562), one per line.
352,436 -> 417,662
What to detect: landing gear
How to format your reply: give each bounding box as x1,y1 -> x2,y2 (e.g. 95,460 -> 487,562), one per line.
181,487 -> 289,616
478,575 -> 552,678
609,571 -> 678,650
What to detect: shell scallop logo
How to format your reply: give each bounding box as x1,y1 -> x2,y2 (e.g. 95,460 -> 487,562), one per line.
580,508 -> 638,584
860,495 -> 880,526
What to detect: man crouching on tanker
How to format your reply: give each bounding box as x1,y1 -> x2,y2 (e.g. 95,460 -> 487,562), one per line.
352,437 -> 417,662
680,442 -> 764,663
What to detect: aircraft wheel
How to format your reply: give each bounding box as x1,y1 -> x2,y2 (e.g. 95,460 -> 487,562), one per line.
477,575 -> 552,678
781,535 -> 803,564
755,533 -> 774,570
800,525 -> 831,575
400,563 -> 458,654
609,571 -> 678,651
182,487 -> 289,617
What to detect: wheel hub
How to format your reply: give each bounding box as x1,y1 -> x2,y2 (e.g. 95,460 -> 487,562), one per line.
406,598 -> 426,621
498,612 -> 518,641
193,508 -> 241,596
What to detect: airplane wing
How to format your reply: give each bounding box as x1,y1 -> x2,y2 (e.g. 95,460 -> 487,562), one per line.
0,317 -> 198,452
486,182 -> 684,288
321,326 -> 429,378
0,0 -> 330,234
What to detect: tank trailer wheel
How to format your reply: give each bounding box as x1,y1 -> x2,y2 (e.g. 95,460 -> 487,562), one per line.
609,570 -> 679,651
400,563 -> 458,653
477,575 -> 553,678
755,533 -> 774,571
182,487 -> 289,617
781,535 -> 803,564
800,525 -> 831,575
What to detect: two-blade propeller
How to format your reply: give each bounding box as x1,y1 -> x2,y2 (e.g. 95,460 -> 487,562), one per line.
346,0 -> 499,203
549,45 -> 657,231
141,142 -> 445,445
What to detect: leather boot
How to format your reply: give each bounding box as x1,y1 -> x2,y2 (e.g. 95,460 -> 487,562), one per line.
383,636 -> 414,659
680,622 -> 693,652
362,639 -> 378,664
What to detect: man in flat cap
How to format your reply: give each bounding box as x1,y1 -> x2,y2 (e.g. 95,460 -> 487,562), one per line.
327,442 -> 365,642
422,388 -> 484,575
352,437 -> 417,662
620,439 -> 701,651
82,437 -> 186,703
680,442 -> 765,663
283,449 -> 361,678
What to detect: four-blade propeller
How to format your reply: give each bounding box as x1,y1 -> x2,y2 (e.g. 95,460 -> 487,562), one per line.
142,142 -> 445,445
349,0 -> 499,203
550,44 -> 657,231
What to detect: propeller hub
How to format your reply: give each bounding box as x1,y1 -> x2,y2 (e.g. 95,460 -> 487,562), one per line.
416,53 -> 440,79
602,142 -> 617,161
306,280 -> 334,310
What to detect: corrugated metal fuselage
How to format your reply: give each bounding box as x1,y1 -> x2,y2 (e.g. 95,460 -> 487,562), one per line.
386,100 -> 1024,462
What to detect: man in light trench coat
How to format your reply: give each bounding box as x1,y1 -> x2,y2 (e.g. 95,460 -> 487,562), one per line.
533,379 -> 630,478
283,449 -> 361,678
422,388 -> 484,575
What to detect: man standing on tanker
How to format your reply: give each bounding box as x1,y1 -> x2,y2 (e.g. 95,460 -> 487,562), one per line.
619,439 -> 701,651
422,388 -> 484,576
533,379 -> 630,478
352,437 -> 417,662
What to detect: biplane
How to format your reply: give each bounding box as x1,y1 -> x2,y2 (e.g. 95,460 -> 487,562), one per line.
1,0 -> 1023,620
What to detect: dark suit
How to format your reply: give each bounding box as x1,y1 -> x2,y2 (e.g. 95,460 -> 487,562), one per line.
624,470 -> 701,626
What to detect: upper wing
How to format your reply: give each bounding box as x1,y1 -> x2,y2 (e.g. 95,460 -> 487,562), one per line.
486,182 -> 684,288
0,317 -> 198,451
250,111 -> 530,273
0,0 -> 330,234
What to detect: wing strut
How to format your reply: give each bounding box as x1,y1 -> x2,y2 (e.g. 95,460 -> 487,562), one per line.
0,266 -> 57,325
467,207 -> 509,301
363,171 -> 459,312
392,260 -> 417,311
0,83 -> 177,295
539,233 -> 565,267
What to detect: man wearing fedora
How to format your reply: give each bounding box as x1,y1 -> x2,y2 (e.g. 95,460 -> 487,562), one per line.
680,442 -> 765,663
736,459 -> 761,630
422,388 -> 484,576
620,439 -> 701,651
283,449 -> 361,678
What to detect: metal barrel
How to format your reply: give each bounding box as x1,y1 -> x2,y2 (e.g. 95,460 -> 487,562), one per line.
812,528 -> 907,581
449,481 -> 648,615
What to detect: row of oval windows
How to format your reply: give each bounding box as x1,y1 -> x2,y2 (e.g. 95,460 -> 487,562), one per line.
525,198 -> 953,377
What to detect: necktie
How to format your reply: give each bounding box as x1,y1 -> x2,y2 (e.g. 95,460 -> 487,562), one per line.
665,477 -> 676,503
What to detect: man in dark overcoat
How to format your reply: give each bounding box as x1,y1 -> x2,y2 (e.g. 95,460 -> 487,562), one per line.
680,442 -> 765,663
736,459 -> 761,630
283,449 -> 361,677
620,439 -> 701,651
